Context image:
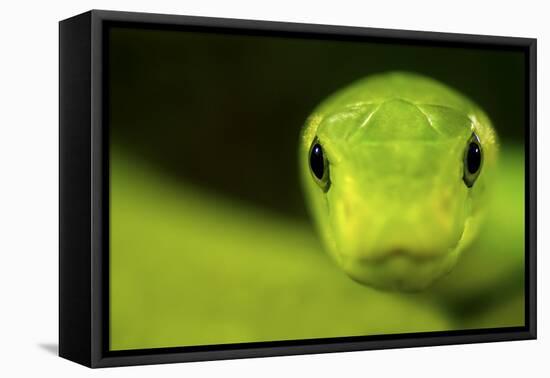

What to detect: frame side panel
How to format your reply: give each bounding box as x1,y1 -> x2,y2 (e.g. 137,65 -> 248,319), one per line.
527,39 -> 537,338
59,11 -> 93,367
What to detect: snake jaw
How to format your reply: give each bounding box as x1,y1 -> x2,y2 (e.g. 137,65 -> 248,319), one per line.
340,248 -> 463,292
336,220 -> 471,292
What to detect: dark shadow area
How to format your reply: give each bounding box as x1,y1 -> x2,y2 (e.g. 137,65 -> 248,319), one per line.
109,27 -> 525,219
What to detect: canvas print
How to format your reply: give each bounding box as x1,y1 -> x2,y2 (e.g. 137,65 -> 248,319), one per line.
107,26 -> 525,351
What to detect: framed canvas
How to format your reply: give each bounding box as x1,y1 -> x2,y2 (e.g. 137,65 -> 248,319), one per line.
59,10 -> 537,368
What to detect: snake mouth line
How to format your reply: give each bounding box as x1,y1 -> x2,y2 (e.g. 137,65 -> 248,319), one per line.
351,248 -> 454,267
349,223 -> 468,267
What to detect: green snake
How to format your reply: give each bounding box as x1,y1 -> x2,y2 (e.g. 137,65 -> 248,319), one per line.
300,72 -> 498,292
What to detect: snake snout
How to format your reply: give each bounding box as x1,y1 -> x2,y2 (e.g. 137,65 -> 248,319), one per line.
340,245 -> 460,291
354,245 -> 451,264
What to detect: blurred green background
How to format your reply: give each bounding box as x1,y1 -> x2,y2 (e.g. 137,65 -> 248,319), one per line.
109,26 -> 525,351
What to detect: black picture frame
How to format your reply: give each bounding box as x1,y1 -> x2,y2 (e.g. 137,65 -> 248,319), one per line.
59,9 -> 537,368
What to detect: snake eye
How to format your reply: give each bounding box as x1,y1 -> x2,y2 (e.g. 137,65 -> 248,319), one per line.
309,139 -> 331,192
463,133 -> 483,188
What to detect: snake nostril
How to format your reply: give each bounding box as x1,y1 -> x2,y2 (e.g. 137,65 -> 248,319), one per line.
343,200 -> 353,218
440,195 -> 451,213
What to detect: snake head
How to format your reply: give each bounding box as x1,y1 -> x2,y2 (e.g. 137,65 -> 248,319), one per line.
301,73 -> 497,291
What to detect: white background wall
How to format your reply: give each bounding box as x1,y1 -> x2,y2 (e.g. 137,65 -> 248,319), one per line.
0,0 -> 546,376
